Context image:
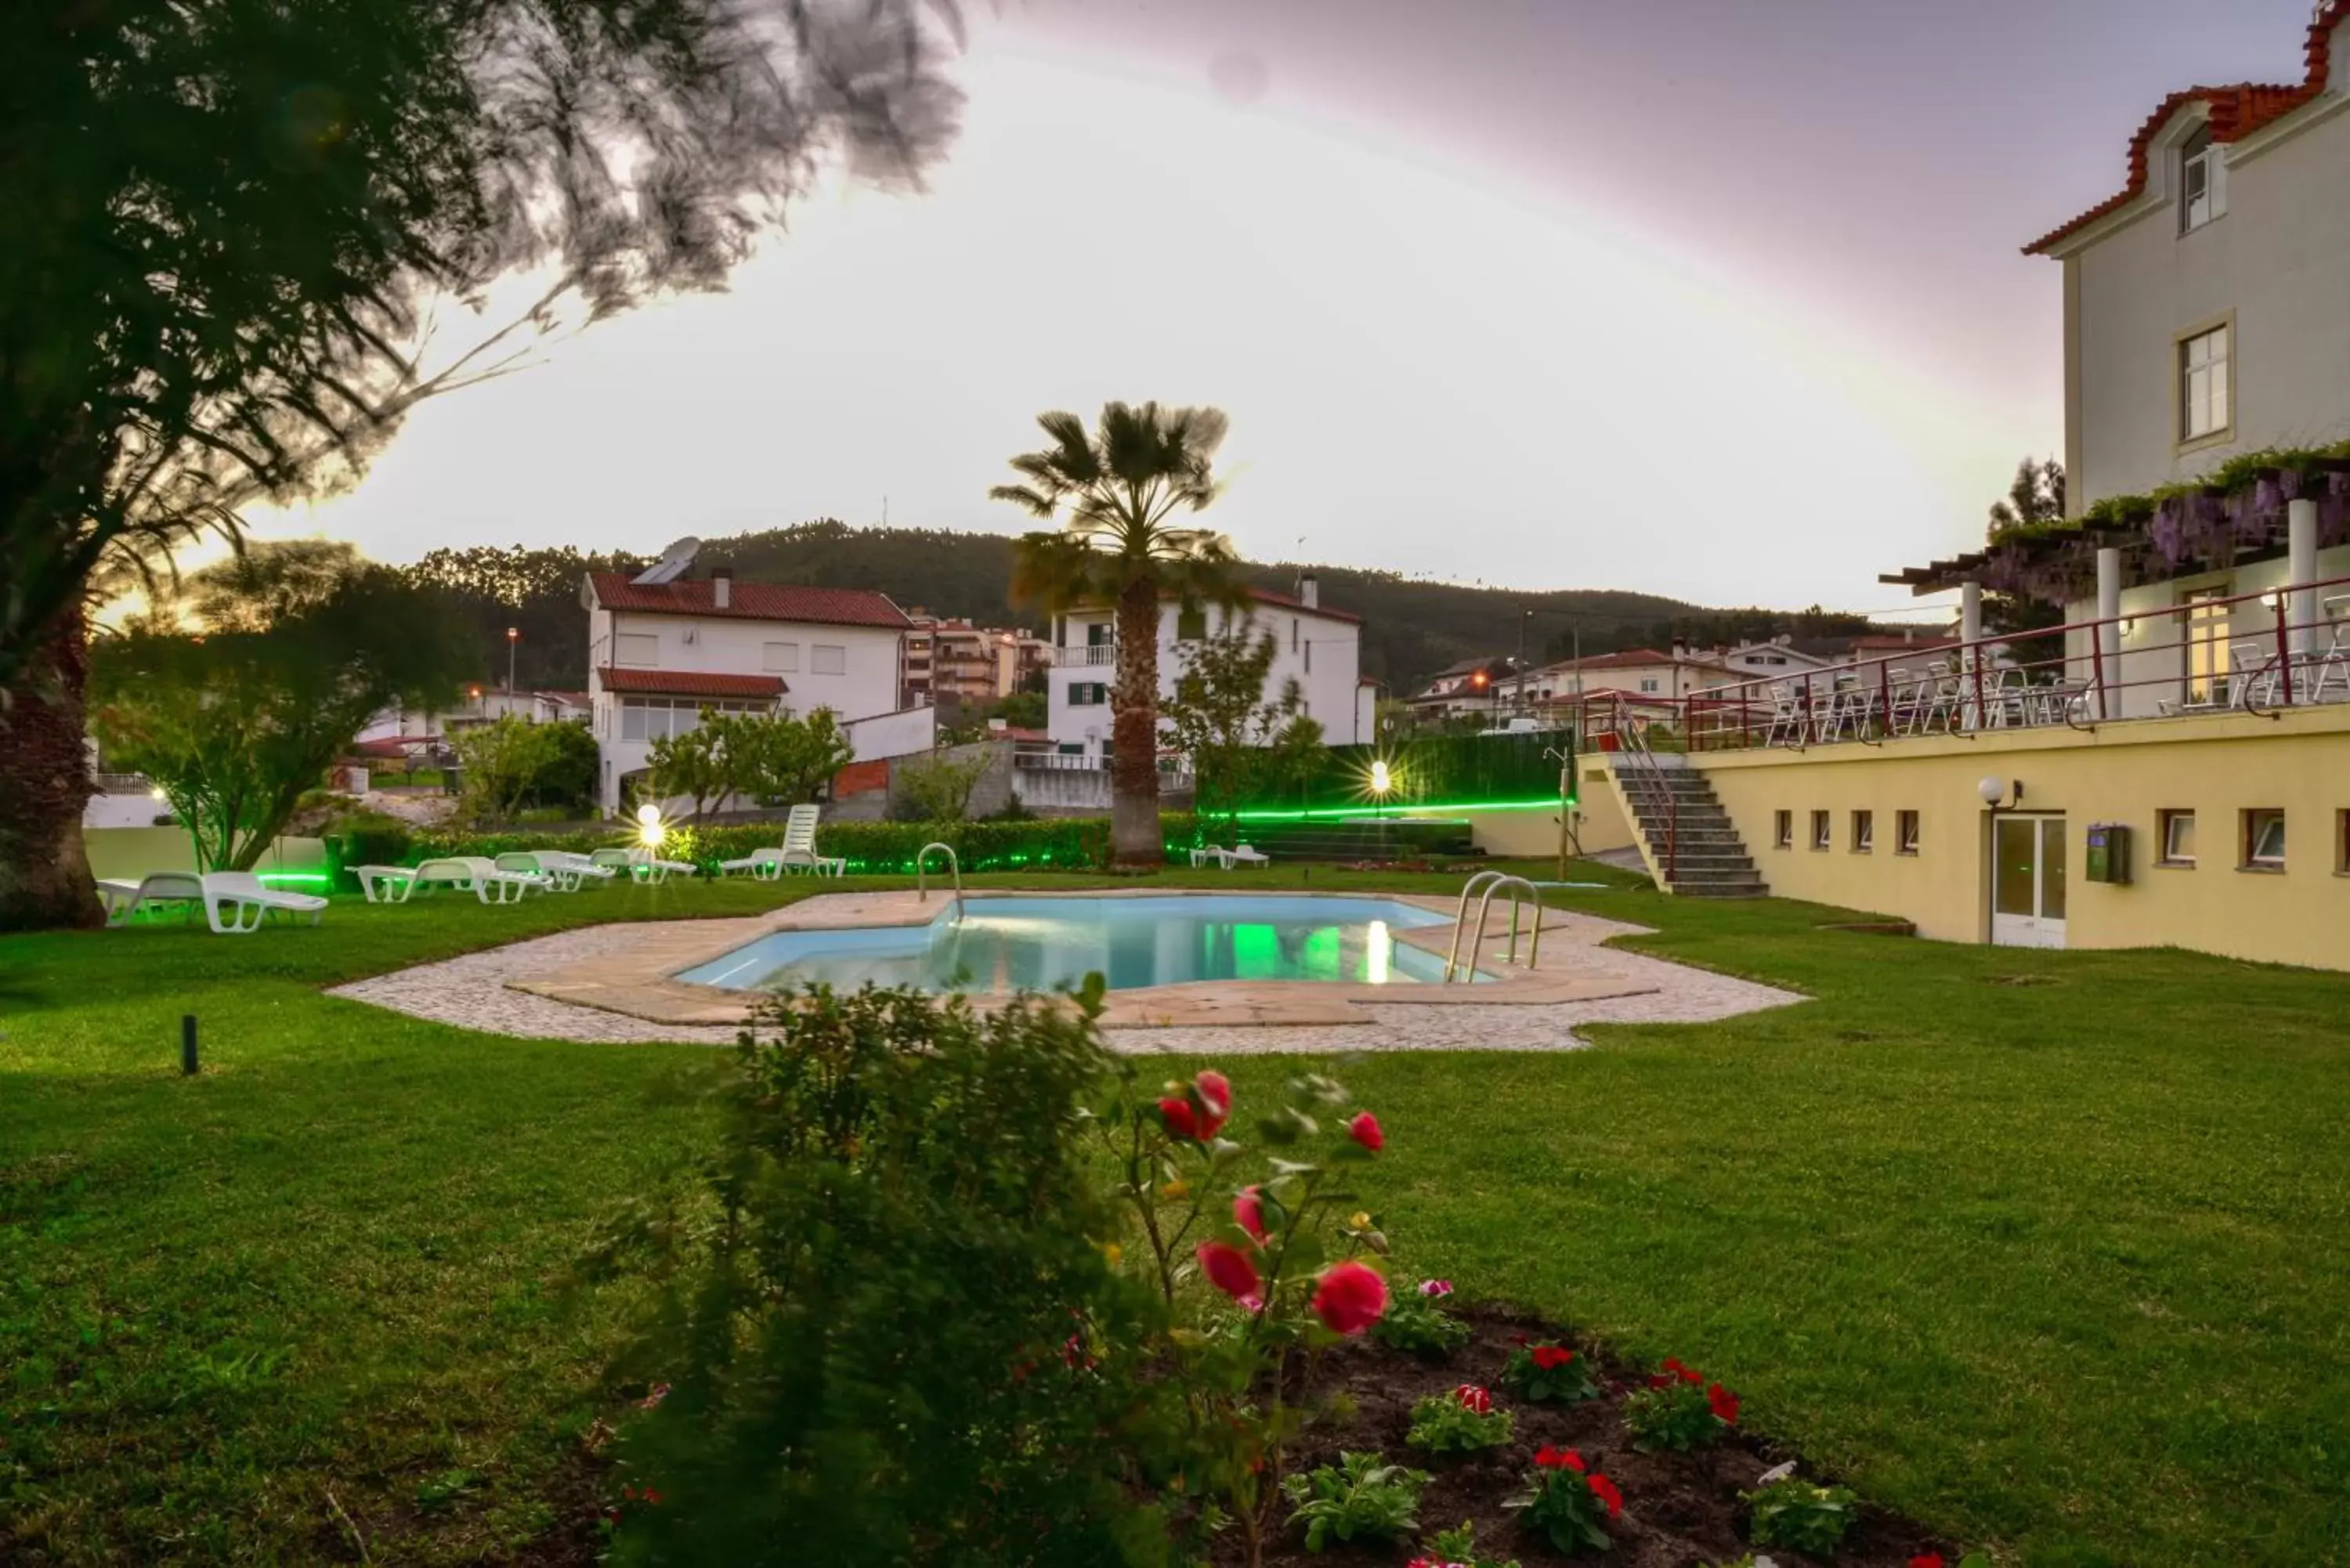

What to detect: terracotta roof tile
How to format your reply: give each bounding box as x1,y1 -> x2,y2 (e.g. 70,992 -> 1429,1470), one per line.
2025,5 -> 2345,255
588,573 -> 909,629
596,668 -> 786,699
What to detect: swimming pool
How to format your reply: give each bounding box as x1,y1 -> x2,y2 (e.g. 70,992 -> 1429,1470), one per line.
674,894 -> 1475,994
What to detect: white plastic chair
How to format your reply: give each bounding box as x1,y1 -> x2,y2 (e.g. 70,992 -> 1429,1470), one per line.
718,847 -> 788,880
200,872 -> 327,934
776,804 -> 846,876
96,871 -> 206,927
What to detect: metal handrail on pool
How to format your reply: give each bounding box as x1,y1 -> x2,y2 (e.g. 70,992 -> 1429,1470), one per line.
1444,870 -> 1510,981
916,841 -> 964,926
1448,874 -> 1545,982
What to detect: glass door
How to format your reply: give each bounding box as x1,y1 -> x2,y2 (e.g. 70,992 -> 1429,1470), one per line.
1991,816 -> 2068,948
2182,590 -> 2230,706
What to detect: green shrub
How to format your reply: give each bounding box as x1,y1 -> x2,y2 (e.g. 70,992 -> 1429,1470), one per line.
1403,1387 -> 1513,1454
1744,1479 -> 1860,1555
1622,1362 -> 1737,1451
1281,1451 -> 1427,1552
322,811 -> 414,888
1426,1519 -> 1522,1568
583,984 -> 1181,1566
1499,1340 -> 1600,1404
1368,1284 -> 1470,1360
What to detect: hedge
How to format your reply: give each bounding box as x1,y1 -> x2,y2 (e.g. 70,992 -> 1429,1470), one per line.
323,814 -> 1208,887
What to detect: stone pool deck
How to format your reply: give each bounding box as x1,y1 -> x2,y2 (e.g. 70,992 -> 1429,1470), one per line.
326,891 -> 1805,1053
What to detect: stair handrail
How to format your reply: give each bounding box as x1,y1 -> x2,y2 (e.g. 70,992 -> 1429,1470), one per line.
1614,721 -> 1679,887
1444,869 -> 1512,981
1459,874 -> 1545,981
916,841 -> 964,926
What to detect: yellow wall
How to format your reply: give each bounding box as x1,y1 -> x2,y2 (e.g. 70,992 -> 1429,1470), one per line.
1398,768 -> 1633,860
1693,706 -> 2350,970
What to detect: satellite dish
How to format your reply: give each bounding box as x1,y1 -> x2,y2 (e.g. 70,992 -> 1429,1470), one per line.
631,537 -> 700,587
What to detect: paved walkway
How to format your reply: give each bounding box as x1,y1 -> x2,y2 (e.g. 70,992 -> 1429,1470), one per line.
327,911 -> 1805,1053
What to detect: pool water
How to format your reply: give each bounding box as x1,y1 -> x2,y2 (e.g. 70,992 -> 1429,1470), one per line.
676,894 -> 1470,994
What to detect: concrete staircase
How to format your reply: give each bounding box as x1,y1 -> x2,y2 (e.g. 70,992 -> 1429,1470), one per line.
1612,761 -> 1768,898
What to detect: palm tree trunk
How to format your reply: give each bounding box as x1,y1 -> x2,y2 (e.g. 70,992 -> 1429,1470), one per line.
1109,576 -> 1165,866
0,603 -> 103,930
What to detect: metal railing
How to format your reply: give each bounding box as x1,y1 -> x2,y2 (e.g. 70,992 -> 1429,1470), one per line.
1063,645 -> 1118,667
1614,717 -> 1679,883
1563,569 -> 2350,755
916,842 -> 964,926
1442,873 -> 1543,982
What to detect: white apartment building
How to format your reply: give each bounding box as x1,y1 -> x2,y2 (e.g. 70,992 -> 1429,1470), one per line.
1045,579 -> 1372,755
583,566 -> 913,812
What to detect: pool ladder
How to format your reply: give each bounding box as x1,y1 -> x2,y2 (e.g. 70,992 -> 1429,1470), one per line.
916,842 -> 964,927
1442,870 -> 1543,982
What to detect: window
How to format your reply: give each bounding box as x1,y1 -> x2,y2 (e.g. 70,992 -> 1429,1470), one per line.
1852,810 -> 1875,853
1069,681 -> 1108,706
2182,589 -> 2231,704
1896,810 -> 1921,855
1773,810 -> 1792,850
2243,808 -> 2285,870
1176,606 -> 1207,641
762,641 -> 800,673
1086,623 -> 1112,648
1638,677 -> 1661,694
1304,640 -> 1313,674
2157,808 -> 2197,866
1810,810 -> 1831,851
618,696 -> 766,742
2178,323 -> 2230,442
2179,125 -> 2221,233
811,644 -> 846,676
614,632 -> 659,667
1291,618 -> 1300,653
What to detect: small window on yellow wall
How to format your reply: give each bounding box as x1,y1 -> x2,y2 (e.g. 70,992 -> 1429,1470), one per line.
2339,810 -> 2350,875
2242,808 -> 2284,869
1773,810 -> 1792,850
2157,809 -> 2196,866
1895,810 -> 1920,855
1851,810 -> 1874,852
1810,810 -> 1831,851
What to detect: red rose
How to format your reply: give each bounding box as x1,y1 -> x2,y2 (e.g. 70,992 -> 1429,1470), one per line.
1195,1241 -> 1262,1306
1194,1070 -> 1232,1134
1707,1381 -> 1740,1425
1158,1097 -> 1200,1140
1453,1383 -> 1492,1414
1530,1344 -> 1574,1370
1309,1259 -> 1388,1335
1347,1111 -> 1383,1152
1586,1472 -> 1622,1518
1233,1185 -> 1268,1243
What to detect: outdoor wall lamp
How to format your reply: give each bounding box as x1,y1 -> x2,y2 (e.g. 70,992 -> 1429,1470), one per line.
1978,775 -> 2024,812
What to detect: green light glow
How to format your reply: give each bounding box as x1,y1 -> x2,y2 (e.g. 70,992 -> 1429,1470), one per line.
259,872 -> 333,887
1231,796 -> 1564,823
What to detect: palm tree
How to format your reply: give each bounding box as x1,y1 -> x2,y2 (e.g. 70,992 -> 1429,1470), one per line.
994,402 -> 1244,866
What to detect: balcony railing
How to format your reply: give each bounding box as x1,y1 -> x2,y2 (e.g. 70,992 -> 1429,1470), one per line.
1061,644 -> 1118,667
1566,569 -> 2350,753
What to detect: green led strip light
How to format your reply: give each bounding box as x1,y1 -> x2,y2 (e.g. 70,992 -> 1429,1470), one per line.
1231,795 -> 1571,823
257,872 -> 334,887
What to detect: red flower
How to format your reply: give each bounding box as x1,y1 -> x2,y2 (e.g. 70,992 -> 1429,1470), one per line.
1233,1185 -> 1268,1244
1346,1111 -> 1383,1152
1194,1071 -> 1232,1134
1157,1096 -> 1200,1140
1310,1259 -> 1388,1335
1453,1383 -> 1492,1414
1196,1241 -> 1262,1306
1910,1558 -> 1947,1568
1707,1381 -> 1740,1425
1586,1472 -> 1622,1518
1530,1344 -> 1574,1371
1534,1444 -> 1584,1472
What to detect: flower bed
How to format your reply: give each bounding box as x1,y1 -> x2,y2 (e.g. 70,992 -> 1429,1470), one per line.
1240,1306 -> 1958,1568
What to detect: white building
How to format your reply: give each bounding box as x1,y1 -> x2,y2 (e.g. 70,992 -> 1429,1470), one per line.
1994,2 -> 2350,718
1044,579 -> 1372,756
583,566 -> 918,813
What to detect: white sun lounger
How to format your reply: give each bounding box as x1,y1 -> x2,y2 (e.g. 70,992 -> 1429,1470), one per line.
96,872 -> 207,927
350,864 -> 421,903
530,850 -> 619,886
495,851 -> 603,892
1215,843 -> 1271,869
200,871 -> 328,934
590,847 -> 699,885
718,847 -> 788,880
354,857 -> 548,904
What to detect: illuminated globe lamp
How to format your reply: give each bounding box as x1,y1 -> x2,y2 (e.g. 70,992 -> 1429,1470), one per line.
1368,759 -> 1394,819
635,800 -> 666,849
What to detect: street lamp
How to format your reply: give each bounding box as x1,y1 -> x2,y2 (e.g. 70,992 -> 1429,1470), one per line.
1369,758 -> 1393,818
506,626 -> 519,692
635,800 -> 666,848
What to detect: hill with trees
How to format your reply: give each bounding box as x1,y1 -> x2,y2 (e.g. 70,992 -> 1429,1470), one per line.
402,520 -> 1905,695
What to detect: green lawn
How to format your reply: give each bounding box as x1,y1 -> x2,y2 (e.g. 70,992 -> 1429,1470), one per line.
3,866 -> 2346,1566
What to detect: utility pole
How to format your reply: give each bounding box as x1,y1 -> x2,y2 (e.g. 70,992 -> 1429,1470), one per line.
1514,608 -> 1529,721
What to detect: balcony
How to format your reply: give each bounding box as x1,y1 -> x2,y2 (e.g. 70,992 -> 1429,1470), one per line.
1065,644 -> 1117,667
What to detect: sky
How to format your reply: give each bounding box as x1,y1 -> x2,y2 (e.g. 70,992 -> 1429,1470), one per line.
250,0 -> 2326,616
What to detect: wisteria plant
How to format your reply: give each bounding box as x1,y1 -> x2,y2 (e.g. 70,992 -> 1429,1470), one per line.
1093,1046 -> 1397,1566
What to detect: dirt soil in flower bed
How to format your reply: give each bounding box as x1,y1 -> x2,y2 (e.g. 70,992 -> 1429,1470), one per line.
1231,1304 -> 1955,1568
